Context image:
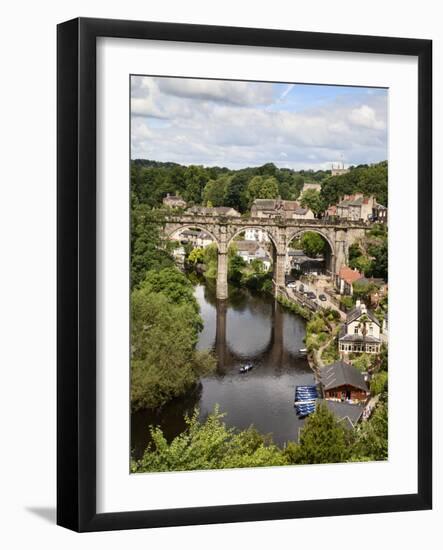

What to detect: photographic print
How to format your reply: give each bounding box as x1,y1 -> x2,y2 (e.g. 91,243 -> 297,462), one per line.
130,76 -> 389,474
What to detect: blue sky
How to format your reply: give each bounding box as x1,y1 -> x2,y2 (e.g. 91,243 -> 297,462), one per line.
131,76 -> 388,170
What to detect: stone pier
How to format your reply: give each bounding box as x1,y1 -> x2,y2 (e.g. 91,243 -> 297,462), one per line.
216,252 -> 229,300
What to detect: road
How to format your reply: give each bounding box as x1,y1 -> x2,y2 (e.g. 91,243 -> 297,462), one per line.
286,275 -> 346,321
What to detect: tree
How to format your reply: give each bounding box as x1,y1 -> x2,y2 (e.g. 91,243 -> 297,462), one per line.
131,289 -> 215,411
352,280 -> 378,305
132,407 -> 286,472
370,371 -> 388,395
187,247 -> 205,266
300,231 -> 326,257
139,268 -> 200,314
246,175 -> 279,205
228,250 -> 246,284
351,400 -> 388,461
202,175 -> 230,206
351,353 -> 372,372
320,161 -> 388,208
131,205 -> 174,288
183,165 -> 208,204
368,240 -> 388,281
224,173 -> 248,212
300,188 -> 324,216
285,403 -> 351,464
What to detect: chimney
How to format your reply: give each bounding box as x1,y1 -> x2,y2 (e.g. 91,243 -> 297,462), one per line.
361,303 -> 367,313
356,299 -> 361,308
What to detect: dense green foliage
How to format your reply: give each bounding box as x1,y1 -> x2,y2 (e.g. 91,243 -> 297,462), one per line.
131,159 -> 330,213
299,231 -> 327,257
351,398 -> 388,461
132,396 -> 388,471
300,189 -> 323,217
370,371 -> 388,395
276,295 -> 312,321
131,173 -> 217,411
132,159 -> 387,218
285,403 -> 351,464
131,204 -> 175,288
131,407 -> 286,472
348,223 -> 388,282
320,161 -> 388,209
131,269 -> 216,411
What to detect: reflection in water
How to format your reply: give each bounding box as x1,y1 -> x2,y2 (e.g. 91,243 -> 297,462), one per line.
131,284 -> 314,459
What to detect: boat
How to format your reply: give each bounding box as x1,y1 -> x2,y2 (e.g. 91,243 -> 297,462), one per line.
239,363 -> 254,373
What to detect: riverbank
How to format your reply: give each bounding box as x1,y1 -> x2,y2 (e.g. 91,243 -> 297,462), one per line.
276,291 -> 340,376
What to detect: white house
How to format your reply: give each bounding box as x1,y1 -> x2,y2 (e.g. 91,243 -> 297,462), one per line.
244,228 -> 270,243
335,265 -> 364,295
235,240 -> 271,271
174,229 -> 213,248
338,301 -> 382,355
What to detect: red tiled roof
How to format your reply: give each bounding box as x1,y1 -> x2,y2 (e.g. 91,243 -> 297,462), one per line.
339,265 -> 363,284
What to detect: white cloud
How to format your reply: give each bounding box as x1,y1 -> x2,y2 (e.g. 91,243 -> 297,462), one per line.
157,78 -> 274,106
130,76 -> 388,169
349,104 -> 386,130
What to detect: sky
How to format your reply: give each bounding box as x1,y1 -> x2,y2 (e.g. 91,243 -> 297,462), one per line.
131,76 -> 388,171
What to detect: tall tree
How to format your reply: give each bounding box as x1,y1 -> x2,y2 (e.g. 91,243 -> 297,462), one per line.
300,231 -> 326,257
285,403 -> 351,464
300,188 -> 324,216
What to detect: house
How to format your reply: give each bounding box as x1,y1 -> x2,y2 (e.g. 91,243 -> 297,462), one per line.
174,229 -> 213,248
335,265 -> 364,295
338,301 -> 382,355
320,360 -> 370,403
186,206 -> 241,217
288,249 -> 324,275
325,204 -> 337,218
335,193 -> 376,221
244,228 -> 270,243
250,198 -> 314,219
235,240 -> 271,271
282,201 -> 315,220
162,192 -> 187,209
371,203 -> 388,224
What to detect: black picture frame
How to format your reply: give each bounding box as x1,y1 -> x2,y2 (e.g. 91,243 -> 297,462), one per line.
57,17 -> 432,532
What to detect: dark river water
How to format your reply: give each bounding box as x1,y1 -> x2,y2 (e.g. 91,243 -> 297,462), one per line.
131,283 -> 314,459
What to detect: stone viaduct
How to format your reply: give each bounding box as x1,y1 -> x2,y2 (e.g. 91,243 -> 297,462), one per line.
161,214 -> 368,300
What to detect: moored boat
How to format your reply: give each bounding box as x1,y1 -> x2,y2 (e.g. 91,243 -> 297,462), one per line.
239,363 -> 254,373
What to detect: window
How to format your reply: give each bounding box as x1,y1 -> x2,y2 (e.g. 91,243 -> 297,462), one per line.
369,323 -> 373,334
354,325 -> 359,334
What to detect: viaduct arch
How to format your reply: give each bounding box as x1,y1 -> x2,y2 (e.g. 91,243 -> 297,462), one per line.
161,214 -> 367,300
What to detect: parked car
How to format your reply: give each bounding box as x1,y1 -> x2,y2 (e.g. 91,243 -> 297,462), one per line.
319,294 -> 327,301
307,291 -> 317,299
287,282 -> 297,288
298,284 -> 305,293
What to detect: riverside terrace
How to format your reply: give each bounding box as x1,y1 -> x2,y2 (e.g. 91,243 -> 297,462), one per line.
157,213 -> 370,299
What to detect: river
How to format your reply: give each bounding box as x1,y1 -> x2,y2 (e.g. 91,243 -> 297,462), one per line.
131,283 -> 314,459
